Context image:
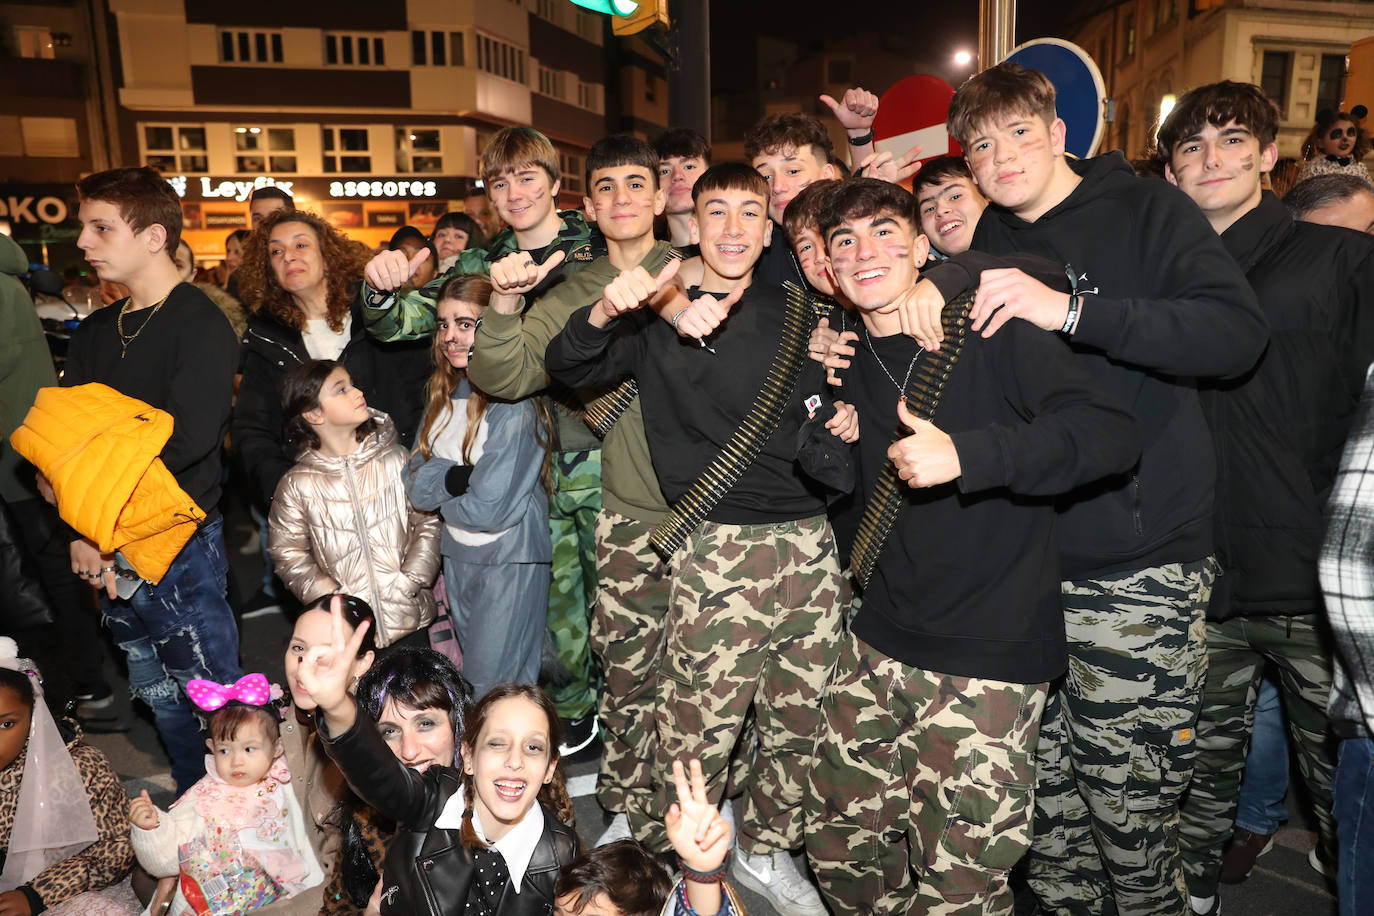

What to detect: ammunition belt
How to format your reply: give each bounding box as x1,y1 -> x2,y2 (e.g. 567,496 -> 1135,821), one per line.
849,292 -> 972,589
648,281 -> 815,560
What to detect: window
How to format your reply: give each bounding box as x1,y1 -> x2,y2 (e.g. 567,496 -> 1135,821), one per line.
143,124 -> 208,173
20,117 -> 79,157
322,127 -> 372,173
476,34 -> 526,83
578,80 -> 604,113
538,66 -> 568,101
1318,53 -> 1348,118
411,29 -> 464,66
220,29 -> 283,64
1261,51 -> 1293,115
560,152 -> 584,194
1116,104 -> 1131,155
1151,0 -> 1173,34
537,0 -> 559,18
396,128 -> 442,173
234,125 -> 296,172
14,26 -> 55,59
1120,12 -> 1136,60
645,73 -> 657,104
577,11 -> 602,43
325,33 -> 385,67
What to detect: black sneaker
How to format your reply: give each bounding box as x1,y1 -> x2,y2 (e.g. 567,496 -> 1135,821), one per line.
241,587 -> 283,619
558,713 -> 601,761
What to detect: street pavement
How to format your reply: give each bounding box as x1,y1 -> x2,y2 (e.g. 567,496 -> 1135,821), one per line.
80,505 -> 1338,916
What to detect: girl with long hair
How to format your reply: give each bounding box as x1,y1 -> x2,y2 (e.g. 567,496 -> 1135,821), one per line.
407,274 -> 554,701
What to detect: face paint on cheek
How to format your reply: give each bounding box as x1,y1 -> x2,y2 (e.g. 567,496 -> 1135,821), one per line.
1239,154 -> 1256,172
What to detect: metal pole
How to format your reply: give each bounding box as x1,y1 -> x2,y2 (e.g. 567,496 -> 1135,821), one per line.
979,0 -> 1017,69
668,0 -> 710,142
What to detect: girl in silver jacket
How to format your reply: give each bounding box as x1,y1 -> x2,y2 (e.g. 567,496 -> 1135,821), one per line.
268,360 -> 442,648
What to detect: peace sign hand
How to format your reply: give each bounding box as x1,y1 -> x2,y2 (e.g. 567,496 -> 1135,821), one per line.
297,595 -> 369,734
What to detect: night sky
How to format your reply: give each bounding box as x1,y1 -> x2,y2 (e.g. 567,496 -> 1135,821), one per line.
708,0 -> 1072,91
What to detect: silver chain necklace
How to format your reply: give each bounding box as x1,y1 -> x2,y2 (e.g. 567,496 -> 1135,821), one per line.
861,326 -> 923,395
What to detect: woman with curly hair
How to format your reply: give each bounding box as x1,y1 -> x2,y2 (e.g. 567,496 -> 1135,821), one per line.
231,209 -> 432,550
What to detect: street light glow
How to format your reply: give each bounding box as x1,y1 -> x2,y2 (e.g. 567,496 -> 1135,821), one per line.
954,50 -> 973,66
568,0 -> 640,15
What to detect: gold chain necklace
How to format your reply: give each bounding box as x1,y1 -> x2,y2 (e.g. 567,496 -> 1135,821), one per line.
116,292 -> 171,359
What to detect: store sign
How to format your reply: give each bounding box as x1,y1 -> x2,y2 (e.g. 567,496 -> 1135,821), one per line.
0,191 -> 72,225
170,175 -> 464,202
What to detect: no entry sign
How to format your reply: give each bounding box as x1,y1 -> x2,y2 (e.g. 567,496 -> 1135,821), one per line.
873,74 -> 962,165
1003,38 -> 1108,159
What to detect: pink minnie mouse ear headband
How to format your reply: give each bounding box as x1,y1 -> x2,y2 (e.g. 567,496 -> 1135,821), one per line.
186,673 -> 286,720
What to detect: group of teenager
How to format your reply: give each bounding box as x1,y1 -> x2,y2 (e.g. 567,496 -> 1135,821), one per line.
8,58 -> 1374,916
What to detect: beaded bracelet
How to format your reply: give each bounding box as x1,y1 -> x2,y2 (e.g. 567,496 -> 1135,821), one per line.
682,850 -> 732,884
671,304 -> 693,333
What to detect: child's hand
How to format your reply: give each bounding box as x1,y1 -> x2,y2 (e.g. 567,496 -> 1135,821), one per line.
664,759 -> 732,874
129,790 -> 160,830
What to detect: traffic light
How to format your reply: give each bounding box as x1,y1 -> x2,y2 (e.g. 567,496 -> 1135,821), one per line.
611,0 -> 667,36
565,0 -> 667,36
567,0 -> 641,15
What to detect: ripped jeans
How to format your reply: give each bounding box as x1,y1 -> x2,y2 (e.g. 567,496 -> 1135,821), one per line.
101,517 -> 242,794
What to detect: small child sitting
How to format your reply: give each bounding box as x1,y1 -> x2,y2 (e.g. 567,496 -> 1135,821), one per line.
128,674 -> 324,915
555,760 -> 742,916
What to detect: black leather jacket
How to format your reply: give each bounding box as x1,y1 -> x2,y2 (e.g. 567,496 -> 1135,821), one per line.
318,706 -> 579,916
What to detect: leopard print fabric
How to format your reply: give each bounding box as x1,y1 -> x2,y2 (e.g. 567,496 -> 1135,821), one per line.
0,730 -> 134,907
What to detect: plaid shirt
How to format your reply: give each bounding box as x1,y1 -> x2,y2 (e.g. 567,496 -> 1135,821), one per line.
1320,361 -> 1374,739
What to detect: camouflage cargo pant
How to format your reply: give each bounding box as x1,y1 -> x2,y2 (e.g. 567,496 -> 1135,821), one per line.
652,514 -> 844,854
591,508 -> 673,848
1028,558 -> 1216,916
1178,613 -> 1336,897
806,631 -> 1047,916
547,449 -> 603,721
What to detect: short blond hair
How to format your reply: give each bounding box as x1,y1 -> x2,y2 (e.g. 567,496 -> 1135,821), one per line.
480,126 -> 560,187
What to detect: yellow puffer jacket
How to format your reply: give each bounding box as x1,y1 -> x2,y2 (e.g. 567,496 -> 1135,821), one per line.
9,383 -> 205,583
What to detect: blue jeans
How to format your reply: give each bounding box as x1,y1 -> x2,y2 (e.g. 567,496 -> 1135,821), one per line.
1233,675 -> 1291,834
101,517 -> 243,794
1336,736 -> 1374,916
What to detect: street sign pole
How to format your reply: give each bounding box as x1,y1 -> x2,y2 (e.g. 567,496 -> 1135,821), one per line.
979,0 -> 1016,70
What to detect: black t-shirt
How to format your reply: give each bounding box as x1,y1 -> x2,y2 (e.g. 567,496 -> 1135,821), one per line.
842,317 -> 1139,683
63,282 -> 239,516
546,284 -> 832,523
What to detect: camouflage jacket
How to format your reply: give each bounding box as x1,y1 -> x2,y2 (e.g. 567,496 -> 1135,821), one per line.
360,209 -> 598,342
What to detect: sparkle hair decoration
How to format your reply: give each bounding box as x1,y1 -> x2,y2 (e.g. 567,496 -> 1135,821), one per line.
0,637 -> 99,892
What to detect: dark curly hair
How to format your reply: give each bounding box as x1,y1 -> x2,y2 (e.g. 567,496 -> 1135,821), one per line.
237,208 -> 371,332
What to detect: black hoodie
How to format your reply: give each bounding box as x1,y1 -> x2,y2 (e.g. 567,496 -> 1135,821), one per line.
1204,192 -> 1374,618
967,152 -> 1267,579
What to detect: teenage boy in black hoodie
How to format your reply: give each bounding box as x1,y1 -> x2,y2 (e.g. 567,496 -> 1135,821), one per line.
933,63 -> 1269,916
546,163 -> 851,916
1156,80 -> 1374,915
802,177 -> 1139,915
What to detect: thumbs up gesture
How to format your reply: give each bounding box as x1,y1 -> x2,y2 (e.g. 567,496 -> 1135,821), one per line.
364,246 -> 432,293
886,400 -> 961,488
489,249 -> 568,313
591,258 -> 684,327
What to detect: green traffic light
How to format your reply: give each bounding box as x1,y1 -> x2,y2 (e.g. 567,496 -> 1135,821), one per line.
568,0 -> 640,15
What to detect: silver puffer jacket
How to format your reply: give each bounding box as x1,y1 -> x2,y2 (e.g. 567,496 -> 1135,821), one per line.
268,410 -> 441,646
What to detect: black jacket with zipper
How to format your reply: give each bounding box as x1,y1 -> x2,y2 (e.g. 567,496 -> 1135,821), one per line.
1203,192 -> 1374,619
319,705 -> 578,916
232,295 -> 431,508
966,152 -> 1268,579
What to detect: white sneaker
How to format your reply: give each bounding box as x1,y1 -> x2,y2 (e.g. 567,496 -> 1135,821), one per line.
1308,847 -> 1336,880
1189,894 -> 1220,915
730,848 -> 827,916
595,813 -> 632,848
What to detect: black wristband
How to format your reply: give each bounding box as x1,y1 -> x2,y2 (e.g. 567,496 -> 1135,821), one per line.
847,129 -> 875,146
445,464 -> 474,496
